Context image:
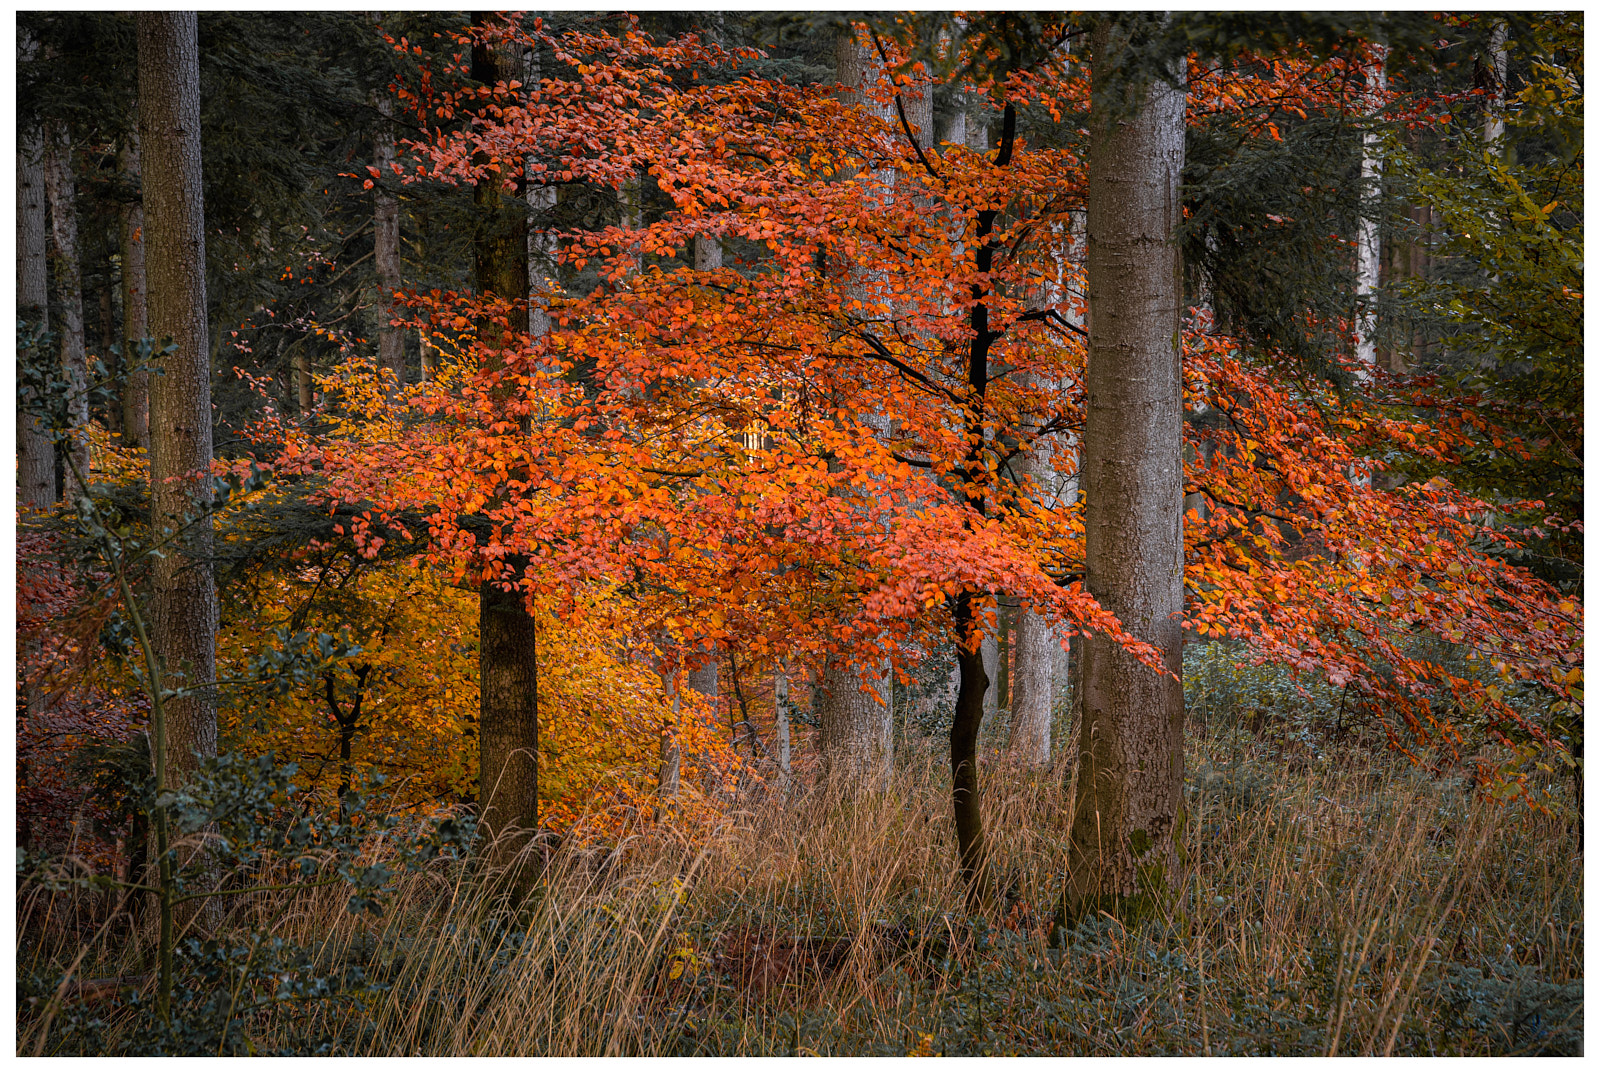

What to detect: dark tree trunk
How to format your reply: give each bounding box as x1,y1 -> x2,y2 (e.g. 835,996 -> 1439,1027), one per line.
119,127 -> 150,449
472,13 -> 540,865
43,119 -> 90,495
372,87 -> 404,396
138,11 -> 218,779
948,100 -> 1018,909
17,72 -> 56,508
1065,16 -> 1187,920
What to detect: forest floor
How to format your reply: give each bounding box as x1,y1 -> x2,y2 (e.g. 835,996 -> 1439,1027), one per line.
18,721 -> 1582,1056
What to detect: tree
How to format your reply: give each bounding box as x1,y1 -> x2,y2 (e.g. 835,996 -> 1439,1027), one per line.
17,27 -> 56,509
42,118 -> 90,495
1065,15 -> 1188,918
138,11 -> 217,779
470,12 -> 540,864
117,121 -> 151,449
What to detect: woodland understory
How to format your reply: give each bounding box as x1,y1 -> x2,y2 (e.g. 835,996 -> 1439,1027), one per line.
15,11 -> 1581,1056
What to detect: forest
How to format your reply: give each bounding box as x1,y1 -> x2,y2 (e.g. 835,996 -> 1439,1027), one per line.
14,10 -> 1582,1055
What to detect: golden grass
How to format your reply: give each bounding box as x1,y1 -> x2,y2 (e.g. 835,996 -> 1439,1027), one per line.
18,732 -> 1583,1055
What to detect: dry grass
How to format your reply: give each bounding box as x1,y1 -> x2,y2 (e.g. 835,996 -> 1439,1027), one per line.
17,732 -> 1583,1055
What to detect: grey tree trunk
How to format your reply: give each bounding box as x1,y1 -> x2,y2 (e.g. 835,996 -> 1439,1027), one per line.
1483,22 -> 1509,149
372,90 -> 404,396
43,120 -> 90,496
1354,47 -> 1387,372
525,40 -> 559,339
138,12 -> 218,779
119,127 -> 150,449
17,95 -> 56,508
818,30 -> 897,783
1065,16 -> 1186,919
819,654 -> 891,783
773,667 -> 793,793
657,679 -> 682,798
472,16 -> 541,867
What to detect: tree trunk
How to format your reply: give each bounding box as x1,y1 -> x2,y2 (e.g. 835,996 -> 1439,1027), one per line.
372,89 -> 404,397
294,347 -> 314,413
119,127 -> 150,449
525,38 -> 559,339
100,279 -> 121,437
1009,603 -> 1055,767
473,14 -> 540,863
1065,16 -> 1186,920
17,89 -> 56,508
1354,47 -> 1387,373
479,580 -> 539,853
657,677 -> 682,799
819,653 -> 891,783
138,11 -> 218,780
1483,21 -> 1509,150
43,119 -> 90,496
819,28 -> 898,783
950,594 -> 996,905
773,667 -> 793,794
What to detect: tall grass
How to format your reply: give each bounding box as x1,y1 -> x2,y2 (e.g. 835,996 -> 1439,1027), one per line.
18,732 -> 1582,1055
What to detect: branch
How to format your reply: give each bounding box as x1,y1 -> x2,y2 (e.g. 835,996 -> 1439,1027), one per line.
869,29 -> 943,183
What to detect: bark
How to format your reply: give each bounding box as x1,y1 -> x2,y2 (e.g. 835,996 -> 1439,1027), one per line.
1009,603 -> 1056,767
138,12 -> 218,779
372,89 -> 404,397
478,580 -> 539,850
472,14 -> 540,862
1354,47 -> 1387,372
660,654 -> 715,794
657,678 -> 682,798
1066,17 -> 1186,919
819,654 -> 891,783
950,595 -> 996,905
119,129 -> 150,448
773,668 -> 793,791
948,99 -> 1019,908
1483,21 -> 1509,149
525,40 -> 559,338
100,281 -> 120,437
17,100 -> 56,508
43,119 -> 90,495
819,28 -> 897,783
294,347 -> 314,413
418,329 -> 436,382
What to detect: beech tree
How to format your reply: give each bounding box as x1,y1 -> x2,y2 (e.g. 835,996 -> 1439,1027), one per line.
138,11 -> 217,778
469,12 -> 540,862
1065,14 -> 1188,917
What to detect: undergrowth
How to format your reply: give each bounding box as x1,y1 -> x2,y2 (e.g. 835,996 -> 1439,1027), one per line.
17,719 -> 1581,1055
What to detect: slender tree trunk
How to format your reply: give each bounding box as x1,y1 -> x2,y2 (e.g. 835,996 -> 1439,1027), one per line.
372,89 -> 404,397
525,36 -> 559,339
1483,21 -> 1509,150
294,347 -> 314,413
948,98 -> 1019,909
1354,46 -> 1387,373
43,119 -> 90,496
100,278 -> 121,437
138,11 -> 218,780
1065,16 -> 1186,920
657,676 -> 682,799
473,14 -> 540,863
17,90 -> 56,508
773,667 -> 793,794
119,128 -> 150,449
